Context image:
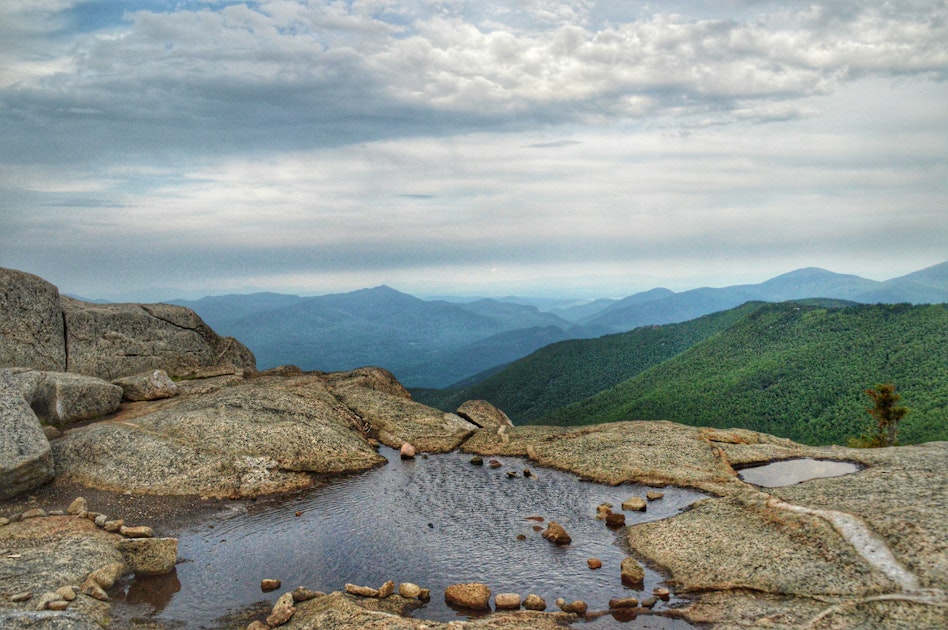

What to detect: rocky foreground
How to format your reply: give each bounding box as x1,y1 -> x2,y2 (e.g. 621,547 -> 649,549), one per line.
1,267 -> 946,629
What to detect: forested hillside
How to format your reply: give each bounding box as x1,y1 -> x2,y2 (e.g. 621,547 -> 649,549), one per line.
537,302 -> 948,446
413,301 -> 769,420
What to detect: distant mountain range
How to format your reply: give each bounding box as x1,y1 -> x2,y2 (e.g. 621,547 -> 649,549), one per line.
170,261 -> 948,388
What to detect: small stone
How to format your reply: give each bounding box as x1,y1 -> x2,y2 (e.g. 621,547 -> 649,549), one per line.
104,519 -> 124,532
653,586 -> 671,600
266,592 -> 296,627
470,455 -> 483,465
646,491 -> 665,501
541,521 -> 572,545
84,512 -> 101,522
378,580 -> 395,598
345,583 -> 379,597
523,468 -> 533,477
55,586 -> 77,601
418,588 -> 431,601
622,497 -> 647,512
47,510 -> 64,516
560,599 -> 588,615
526,515 -> 545,522
0,518 -> 9,527
10,591 -> 32,602
605,512 -> 626,528
516,533 -> 527,541
444,583 -> 491,610
400,442 -> 416,459
494,592 -> 521,610
261,579 -> 281,592
596,504 -> 613,519
621,557 -> 645,586
88,562 -> 125,589
609,597 -> 639,609
641,596 -> 658,608
523,593 -> 547,611
67,497 -> 88,515
46,600 -> 69,611
246,622 -> 269,630
94,514 -> 108,528
21,508 -> 47,520
587,558 -> 603,570
398,582 -> 422,599
488,459 -> 502,468
81,581 -> 108,601
120,525 -> 154,538
506,470 -> 518,478
291,586 -> 320,602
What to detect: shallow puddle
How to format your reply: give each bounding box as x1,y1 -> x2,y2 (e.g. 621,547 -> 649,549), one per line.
738,458 -> 859,487
111,448 -> 705,628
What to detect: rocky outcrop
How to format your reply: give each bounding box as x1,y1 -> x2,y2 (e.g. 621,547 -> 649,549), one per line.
455,400 -> 514,430
111,369 -> 178,401
0,381 -> 54,500
61,297 -> 255,381
28,372 -> 123,424
0,268 -> 66,372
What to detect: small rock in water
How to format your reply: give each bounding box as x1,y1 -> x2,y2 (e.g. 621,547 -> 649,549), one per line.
654,586 -> 671,600
641,596 -> 658,608
506,470 -> 518,478
261,579 -> 281,592
609,596 -> 639,609
560,599 -> 588,615
605,512 -> 626,528
523,468 -> 533,477
621,557 -> 645,586
291,586 -> 320,602
523,593 -> 547,611
494,592 -> 521,609
345,583 -> 379,597
470,455 -> 483,465
400,442 -> 416,459
541,521 -> 572,545
378,580 -> 395,598
587,557 -> 603,570
488,459 -> 502,468
596,503 -> 613,519
444,583 -> 491,610
399,582 -> 422,599
622,497 -> 647,512
646,491 -> 665,501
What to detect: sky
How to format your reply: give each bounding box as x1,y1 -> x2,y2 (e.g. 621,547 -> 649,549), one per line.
1,1 -> 946,302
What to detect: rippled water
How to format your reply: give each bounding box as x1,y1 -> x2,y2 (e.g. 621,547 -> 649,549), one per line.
114,448 -> 705,628
738,458 -> 859,487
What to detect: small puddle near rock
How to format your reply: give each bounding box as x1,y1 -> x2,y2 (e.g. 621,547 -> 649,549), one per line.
112,448 -> 704,628
738,458 -> 859,487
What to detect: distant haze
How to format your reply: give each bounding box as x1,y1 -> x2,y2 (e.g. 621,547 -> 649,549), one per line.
1,1 -> 946,302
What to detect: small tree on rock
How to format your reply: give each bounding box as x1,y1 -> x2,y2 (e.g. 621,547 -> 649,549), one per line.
850,383 -> 909,447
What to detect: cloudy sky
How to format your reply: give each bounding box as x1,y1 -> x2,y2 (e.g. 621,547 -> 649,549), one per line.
1,1 -> 946,301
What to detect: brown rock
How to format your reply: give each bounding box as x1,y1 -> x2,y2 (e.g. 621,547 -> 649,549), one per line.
88,561 -> 125,589
55,586 -> 77,602
609,596 -> 639,609
653,586 -> 671,600
81,581 -> 108,601
560,599 -> 588,615
588,557 -> 603,570
542,521 -> 572,545
9,591 -> 32,603
261,579 -> 281,592
345,583 -> 379,597
46,600 -> 70,611
605,512 -> 626,528
494,592 -> 521,609
622,497 -> 647,512
291,586 -> 321,602
120,525 -> 154,538
266,592 -> 296,626
444,582 -> 491,610
400,442 -> 416,459
21,508 -> 47,520
523,593 -> 547,610
378,580 -> 395,598
104,519 -> 124,532
116,537 -> 178,575
646,491 -> 665,501
398,582 -> 422,599
621,556 -> 645,586
246,622 -> 269,630
67,497 -> 88,515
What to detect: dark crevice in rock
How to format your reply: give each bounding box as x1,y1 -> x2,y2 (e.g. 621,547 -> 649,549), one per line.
454,411 -> 485,429
139,305 -> 200,333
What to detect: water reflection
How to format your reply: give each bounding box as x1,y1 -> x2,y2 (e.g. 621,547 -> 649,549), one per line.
738,458 -> 859,487
117,449 -> 705,628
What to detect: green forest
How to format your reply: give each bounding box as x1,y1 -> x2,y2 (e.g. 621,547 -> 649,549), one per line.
417,301 -> 947,446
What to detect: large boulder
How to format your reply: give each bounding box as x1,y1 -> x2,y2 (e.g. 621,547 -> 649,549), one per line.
28,372 -> 123,424
52,373 -> 386,497
111,369 -> 178,401
60,297 -> 255,381
0,382 -> 54,500
456,400 -> 514,431
0,268 -> 66,372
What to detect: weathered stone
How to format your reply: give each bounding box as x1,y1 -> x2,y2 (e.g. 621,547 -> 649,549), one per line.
653,586 -> 671,599
88,561 -> 125,589
456,399 -> 514,430
418,588 -> 430,601
523,593 -> 547,610
22,508 -> 48,520
0,384 -> 54,500
93,515 -> 107,528
55,586 -> 77,601
119,525 -> 154,538
641,596 -> 658,608
28,372 -> 123,423
291,586 -> 320,602
10,591 -> 32,602
46,599 -> 70,611
42,425 -> 62,440
609,596 -> 639,609
116,537 -> 177,575
622,497 -> 647,512
621,556 -> 645,586
61,297 -> 255,381
647,491 -> 665,501
587,557 -> 603,570
470,455 -> 484,465
398,582 -> 422,599
112,369 -> 178,401
494,592 -> 521,609
377,579 -> 395,598
67,497 -> 88,515
103,519 -> 123,532
605,512 -> 626,528
542,521 -> 572,545
261,578 -> 281,592
81,581 -> 108,601
400,442 -> 416,459
560,599 -> 588,615
266,592 -> 296,626
246,622 -> 269,630
444,582 -> 491,610
345,583 -> 379,597
0,268 -> 66,371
